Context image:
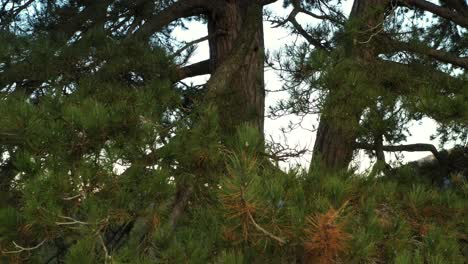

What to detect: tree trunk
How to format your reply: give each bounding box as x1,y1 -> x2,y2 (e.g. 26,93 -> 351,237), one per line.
311,115 -> 358,171
169,0 -> 266,229
207,0 -> 265,137
310,0 -> 388,172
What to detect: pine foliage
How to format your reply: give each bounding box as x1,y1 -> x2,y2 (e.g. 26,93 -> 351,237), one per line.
0,0 -> 467,263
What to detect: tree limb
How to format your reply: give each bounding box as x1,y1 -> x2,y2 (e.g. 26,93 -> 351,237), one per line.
399,0 -> 468,28
355,142 -> 444,162
257,0 -> 279,5
239,187 -> 286,245
2,239 -> 47,254
176,59 -> 211,81
443,0 -> 468,16
134,0 -> 213,39
172,35 -> 210,58
377,59 -> 465,94
169,185 -> 193,229
280,1 -> 331,51
384,39 -> 468,69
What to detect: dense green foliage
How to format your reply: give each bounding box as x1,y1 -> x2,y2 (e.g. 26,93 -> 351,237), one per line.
0,0 -> 467,263
2,120 -> 467,263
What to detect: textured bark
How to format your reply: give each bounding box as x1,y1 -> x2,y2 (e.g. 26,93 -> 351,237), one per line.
206,0 -> 265,136
167,0 -> 267,230
311,119 -> 358,170
310,0 -> 388,172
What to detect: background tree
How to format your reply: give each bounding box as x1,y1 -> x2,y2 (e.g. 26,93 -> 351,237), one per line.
269,0 -> 467,173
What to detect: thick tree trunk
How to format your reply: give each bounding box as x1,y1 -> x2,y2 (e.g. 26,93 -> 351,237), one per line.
310,0 -> 387,172
311,115 -> 358,171
207,0 -> 265,137
170,0 -> 266,229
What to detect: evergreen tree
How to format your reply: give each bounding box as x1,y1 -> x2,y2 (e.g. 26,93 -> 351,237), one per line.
269,0 -> 467,173
0,0 -> 467,263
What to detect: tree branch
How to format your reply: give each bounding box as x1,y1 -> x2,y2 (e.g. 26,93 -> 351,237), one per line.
2,239 -> 47,254
279,1 -> 331,51
134,0 -> 213,39
385,39 -> 468,69
239,188 -> 286,245
169,185 -> 193,229
376,59 -> 466,94
172,35 -> 210,58
399,0 -> 468,28
257,0 -> 280,5
355,142 -> 444,162
176,59 -> 211,81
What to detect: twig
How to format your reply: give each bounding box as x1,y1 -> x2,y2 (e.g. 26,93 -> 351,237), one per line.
55,215 -> 89,226
172,35 -> 209,57
358,26 -> 385,44
98,234 -> 112,263
239,188 -> 286,245
62,193 -> 82,201
2,239 -> 47,254
246,210 -> 286,245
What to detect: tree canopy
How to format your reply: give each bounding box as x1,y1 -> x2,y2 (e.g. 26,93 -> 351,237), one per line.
0,0 -> 466,263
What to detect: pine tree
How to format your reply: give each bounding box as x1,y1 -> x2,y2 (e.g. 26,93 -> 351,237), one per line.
269,0 -> 467,172
0,0 -> 467,263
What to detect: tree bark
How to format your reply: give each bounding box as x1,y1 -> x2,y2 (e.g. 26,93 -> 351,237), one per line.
310,117 -> 358,171
206,0 -> 265,137
310,0 -> 388,172
167,0 -> 267,229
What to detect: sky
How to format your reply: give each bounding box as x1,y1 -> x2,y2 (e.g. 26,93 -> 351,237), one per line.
171,0 -> 446,171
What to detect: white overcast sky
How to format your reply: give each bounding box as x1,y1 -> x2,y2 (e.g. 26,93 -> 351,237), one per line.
172,0 -> 447,171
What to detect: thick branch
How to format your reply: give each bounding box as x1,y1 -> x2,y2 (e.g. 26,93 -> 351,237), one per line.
400,0 -> 468,28
134,0 -> 213,39
176,59 -> 211,81
355,142 -> 444,162
258,0 -> 280,5
289,14 -> 328,50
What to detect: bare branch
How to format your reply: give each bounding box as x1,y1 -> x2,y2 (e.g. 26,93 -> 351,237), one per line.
172,35 -> 209,58
2,239 -> 47,254
62,193 -> 83,201
238,188 -> 286,245
298,6 -> 344,25
55,215 -> 90,226
355,142 -> 444,162
176,59 -> 211,81
98,234 -> 111,263
246,208 -> 286,245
